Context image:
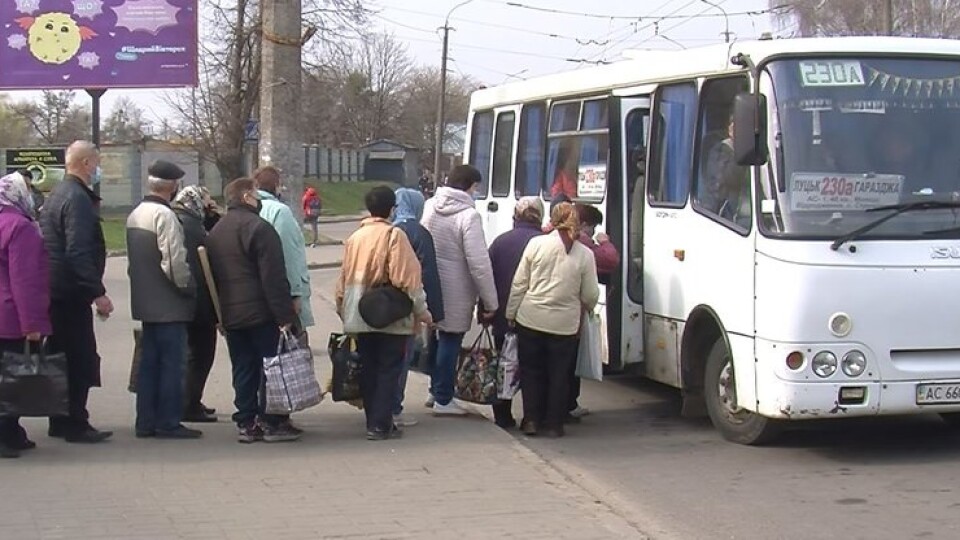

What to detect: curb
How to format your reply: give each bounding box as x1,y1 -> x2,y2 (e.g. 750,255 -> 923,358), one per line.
318,215 -> 365,224
307,261 -> 343,270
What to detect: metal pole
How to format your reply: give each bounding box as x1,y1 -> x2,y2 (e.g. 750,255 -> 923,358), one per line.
432,25 -> 449,187
86,88 -> 106,195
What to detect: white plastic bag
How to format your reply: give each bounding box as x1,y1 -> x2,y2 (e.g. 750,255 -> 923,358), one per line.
498,333 -> 520,400
576,312 -> 603,381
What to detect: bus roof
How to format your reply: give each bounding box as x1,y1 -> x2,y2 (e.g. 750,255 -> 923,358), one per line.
469,36 -> 960,110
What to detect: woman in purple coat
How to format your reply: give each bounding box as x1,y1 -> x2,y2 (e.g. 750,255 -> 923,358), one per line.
0,172 -> 52,458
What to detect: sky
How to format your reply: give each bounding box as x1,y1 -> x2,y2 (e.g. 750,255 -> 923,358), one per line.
5,0 -> 786,128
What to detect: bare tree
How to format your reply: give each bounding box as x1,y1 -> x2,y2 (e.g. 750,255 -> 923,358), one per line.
773,0 -> 960,38
103,96 -> 151,143
395,66 -> 478,162
0,94 -> 35,148
11,90 -> 91,145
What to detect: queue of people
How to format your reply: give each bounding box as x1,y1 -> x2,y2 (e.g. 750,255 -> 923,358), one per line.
0,150 -> 616,455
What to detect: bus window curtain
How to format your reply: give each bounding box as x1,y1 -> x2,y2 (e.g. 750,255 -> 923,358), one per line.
661,87 -> 696,203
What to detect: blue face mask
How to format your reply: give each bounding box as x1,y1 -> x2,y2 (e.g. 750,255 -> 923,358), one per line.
92,166 -> 102,187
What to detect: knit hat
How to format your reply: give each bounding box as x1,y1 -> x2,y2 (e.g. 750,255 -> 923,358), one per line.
148,160 -> 185,181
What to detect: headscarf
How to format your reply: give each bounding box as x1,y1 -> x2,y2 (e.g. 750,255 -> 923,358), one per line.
393,187 -> 425,224
0,172 -> 36,219
550,202 -> 579,253
514,196 -> 544,225
173,185 -> 206,217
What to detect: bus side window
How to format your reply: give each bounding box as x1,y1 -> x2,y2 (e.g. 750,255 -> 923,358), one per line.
469,111 -> 495,199
694,76 -> 751,229
648,83 -> 696,206
491,111 -> 516,197
625,110 -> 647,303
516,103 -> 546,197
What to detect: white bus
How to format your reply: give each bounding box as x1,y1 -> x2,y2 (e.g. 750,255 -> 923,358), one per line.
465,36 -> 960,444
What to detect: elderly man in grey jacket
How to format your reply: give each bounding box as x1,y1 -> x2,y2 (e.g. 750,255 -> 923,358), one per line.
126,160 -> 199,439
421,164 -> 498,415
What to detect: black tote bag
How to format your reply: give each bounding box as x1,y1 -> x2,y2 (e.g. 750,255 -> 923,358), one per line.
0,340 -> 69,417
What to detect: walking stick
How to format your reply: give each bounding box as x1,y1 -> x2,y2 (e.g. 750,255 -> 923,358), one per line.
197,246 -> 224,333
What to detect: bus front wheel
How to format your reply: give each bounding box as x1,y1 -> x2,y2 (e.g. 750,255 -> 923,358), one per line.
704,339 -> 780,445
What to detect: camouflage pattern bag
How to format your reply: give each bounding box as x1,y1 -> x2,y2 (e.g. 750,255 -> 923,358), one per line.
454,327 -> 499,405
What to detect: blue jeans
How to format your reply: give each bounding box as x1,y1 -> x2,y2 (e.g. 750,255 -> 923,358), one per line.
430,331 -> 465,406
224,324 -> 287,428
356,333 -> 406,433
392,337 -> 416,416
136,322 -> 188,432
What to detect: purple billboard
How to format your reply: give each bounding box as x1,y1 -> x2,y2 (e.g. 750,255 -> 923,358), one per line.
0,0 -> 197,90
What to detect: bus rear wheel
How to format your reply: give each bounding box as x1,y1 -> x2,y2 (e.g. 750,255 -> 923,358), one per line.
704,339 -> 780,445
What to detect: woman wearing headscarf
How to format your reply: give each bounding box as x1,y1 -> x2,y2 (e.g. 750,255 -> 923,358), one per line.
0,172 -> 52,458
172,186 -> 219,423
506,202 -> 599,438
391,188 -> 443,427
485,196 -> 544,428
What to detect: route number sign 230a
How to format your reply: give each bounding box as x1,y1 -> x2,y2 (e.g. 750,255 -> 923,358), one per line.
799,60 -> 866,87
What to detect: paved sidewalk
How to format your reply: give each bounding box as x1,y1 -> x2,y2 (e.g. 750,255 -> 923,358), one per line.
0,259 -> 646,540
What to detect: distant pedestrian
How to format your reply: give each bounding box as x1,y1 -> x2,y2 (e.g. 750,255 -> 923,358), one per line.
255,166 -> 315,346
486,196 -> 544,429
506,202 -> 600,438
173,186 -> 219,423
205,178 -> 301,444
39,140 -> 113,444
421,164 -> 498,416
302,186 -> 322,247
126,161 -> 200,439
336,186 -> 433,440
0,171 -> 51,458
391,188 -> 443,428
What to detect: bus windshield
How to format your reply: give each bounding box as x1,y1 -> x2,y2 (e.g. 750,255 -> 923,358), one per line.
766,57 -> 960,239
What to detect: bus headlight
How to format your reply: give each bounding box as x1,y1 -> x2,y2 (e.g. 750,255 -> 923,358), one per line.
841,350 -> 867,377
812,351 -> 838,378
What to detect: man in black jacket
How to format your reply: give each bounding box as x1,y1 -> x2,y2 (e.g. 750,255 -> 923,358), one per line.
126,161 -> 200,439
205,178 -> 300,443
39,140 -> 113,443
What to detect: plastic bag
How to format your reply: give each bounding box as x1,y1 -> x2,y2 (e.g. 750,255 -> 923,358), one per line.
576,312 -> 603,381
455,327 -> 499,405
327,333 -> 362,403
497,333 -> 520,400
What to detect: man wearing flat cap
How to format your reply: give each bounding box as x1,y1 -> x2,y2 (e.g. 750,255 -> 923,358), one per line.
126,160 -> 200,439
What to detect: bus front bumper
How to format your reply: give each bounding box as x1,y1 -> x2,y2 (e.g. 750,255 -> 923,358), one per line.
756,378 -> 960,419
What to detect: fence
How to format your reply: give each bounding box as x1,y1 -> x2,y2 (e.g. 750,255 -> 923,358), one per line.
304,145 -> 367,182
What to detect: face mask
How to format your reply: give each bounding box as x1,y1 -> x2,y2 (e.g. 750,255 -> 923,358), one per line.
92,165 -> 102,187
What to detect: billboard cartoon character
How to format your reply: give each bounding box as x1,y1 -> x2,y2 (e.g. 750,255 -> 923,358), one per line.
15,12 -> 97,65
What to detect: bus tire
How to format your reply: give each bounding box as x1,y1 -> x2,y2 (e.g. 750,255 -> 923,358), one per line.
704,338 -> 780,445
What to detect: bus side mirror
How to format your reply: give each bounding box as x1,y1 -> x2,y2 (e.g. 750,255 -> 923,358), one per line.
733,92 -> 768,166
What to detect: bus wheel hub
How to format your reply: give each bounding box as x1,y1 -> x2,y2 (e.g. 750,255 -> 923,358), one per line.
718,361 -> 743,416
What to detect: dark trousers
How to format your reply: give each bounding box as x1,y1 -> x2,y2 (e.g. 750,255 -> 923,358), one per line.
567,339 -> 582,412
224,323 -> 287,428
136,322 -> 187,432
516,325 -> 577,431
492,332 -> 515,425
184,320 -> 218,414
48,299 -> 99,432
0,338 -> 28,445
356,333 -> 406,434
392,336 -> 416,416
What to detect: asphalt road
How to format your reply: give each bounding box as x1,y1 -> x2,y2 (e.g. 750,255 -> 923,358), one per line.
308,260 -> 960,540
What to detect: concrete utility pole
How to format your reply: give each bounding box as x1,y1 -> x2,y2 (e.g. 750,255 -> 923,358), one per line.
260,0 -> 305,220
433,0 -> 476,187
883,0 -> 894,34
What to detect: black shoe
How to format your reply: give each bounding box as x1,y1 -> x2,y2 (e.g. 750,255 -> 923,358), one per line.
182,411 -> 218,423
11,438 -> 36,450
495,418 -> 518,430
202,405 -> 216,415
278,419 -> 303,435
541,427 -> 565,438
47,425 -> 67,439
263,423 -> 301,443
65,427 -> 113,444
563,414 -> 582,425
366,430 -> 389,441
0,443 -> 20,458
155,425 -> 202,439
135,430 -> 156,438
520,419 -> 538,436
390,424 -> 404,439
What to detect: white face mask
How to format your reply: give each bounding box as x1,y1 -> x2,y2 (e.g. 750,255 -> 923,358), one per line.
92,165 -> 102,186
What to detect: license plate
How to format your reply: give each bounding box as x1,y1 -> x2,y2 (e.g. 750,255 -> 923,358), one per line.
916,383 -> 960,404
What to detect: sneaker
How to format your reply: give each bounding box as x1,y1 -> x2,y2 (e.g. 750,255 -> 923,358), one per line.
393,414 -> 418,427
263,423 -> 302,443
237,422 -> 264,444
433,401 -> 467,416
570,406 -> 591,418
278,419 -> 304,435
424,395 -> 435,408
0,443 -> 20,459
155,425 -> 203,439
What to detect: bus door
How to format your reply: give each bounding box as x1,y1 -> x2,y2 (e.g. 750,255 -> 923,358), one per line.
608,94 -> 650,369
482,106 -> 521,242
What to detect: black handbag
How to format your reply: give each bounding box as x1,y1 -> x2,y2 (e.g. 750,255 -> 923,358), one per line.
327,333 -> 362,402
0,339 -> 69,417
358,227 -> 413,329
